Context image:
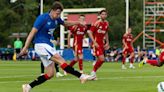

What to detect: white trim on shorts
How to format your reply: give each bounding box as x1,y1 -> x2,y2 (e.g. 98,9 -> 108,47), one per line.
34,43 -> 57,67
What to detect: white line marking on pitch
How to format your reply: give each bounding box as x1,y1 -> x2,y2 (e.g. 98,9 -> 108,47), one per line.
0,75 -> 164,84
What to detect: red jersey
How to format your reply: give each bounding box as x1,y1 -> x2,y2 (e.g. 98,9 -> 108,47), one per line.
69,24 -> 87,47
122,33 -> 133,47
90,20 -> 109,47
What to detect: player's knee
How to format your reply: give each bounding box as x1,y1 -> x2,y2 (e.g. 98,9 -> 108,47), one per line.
99,58 -> 105,62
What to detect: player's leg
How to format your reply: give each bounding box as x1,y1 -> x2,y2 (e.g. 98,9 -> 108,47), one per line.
50,53 -> 92,83
49,44 -> 93,82
139,57 -> 164,67
92,55 -> 104,72
89,54 -> 104,80
90,47 -> 105,79
122,50 -> 127,69
22,61 -> 54,92
69,47 -> 78,67
78,48 -> 83,73
139,52 -> 164,67
41,62 -> 44,75
55,63 -> 64,77
129,52 -> 135,69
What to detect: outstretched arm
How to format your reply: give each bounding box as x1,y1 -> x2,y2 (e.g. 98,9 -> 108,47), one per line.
19,28 -> 38,56
104,32 -> 110,50
67,31 -> 72,48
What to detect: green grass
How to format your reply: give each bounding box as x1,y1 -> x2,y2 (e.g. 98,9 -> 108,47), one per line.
0,61 -> 164,92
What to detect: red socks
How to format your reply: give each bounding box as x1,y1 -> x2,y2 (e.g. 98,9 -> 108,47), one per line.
69,60 -> 77,67
79,59 -> 83,71
122,56 -> 126,64
147,60 -> 158,66
93,60 -> 104,72
130,57 -> 134,64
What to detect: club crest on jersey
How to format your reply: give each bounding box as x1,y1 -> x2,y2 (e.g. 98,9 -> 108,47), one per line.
47,22 -> 51,25
99,26 -> 102,29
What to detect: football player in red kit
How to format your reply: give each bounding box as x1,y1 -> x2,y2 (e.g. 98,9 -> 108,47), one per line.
139,46 -> 164,67
122,28 -> 135,69
87,10 -> 110,79
68,15 -> 87,73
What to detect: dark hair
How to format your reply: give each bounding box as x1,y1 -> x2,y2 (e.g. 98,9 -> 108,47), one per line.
99,9 -> 107,14
51,1 -> 63,11
79,14 -> 85,18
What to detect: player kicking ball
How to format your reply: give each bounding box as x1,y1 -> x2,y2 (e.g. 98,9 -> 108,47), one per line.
19,2 -> 94,92
139,47 -> 164,68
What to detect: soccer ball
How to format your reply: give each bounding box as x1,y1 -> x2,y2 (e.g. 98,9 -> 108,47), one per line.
157,82 -> 164,92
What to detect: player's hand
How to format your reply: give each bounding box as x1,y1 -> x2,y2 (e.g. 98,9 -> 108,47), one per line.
104,43 -> 110,50
124,45 -> 128,49
67,44 -> 71,48
18,47 -> 28,57
93,42 -> 99,48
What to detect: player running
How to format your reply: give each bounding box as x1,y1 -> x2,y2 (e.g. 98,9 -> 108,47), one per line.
122,28 -> 135,69
88,10 -> 110,79
19,2 -> 93,92
68,15 -> 87,73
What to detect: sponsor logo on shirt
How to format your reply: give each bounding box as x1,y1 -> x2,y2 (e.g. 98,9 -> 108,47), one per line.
77,31 -> 84,35
97,29 -> 106,34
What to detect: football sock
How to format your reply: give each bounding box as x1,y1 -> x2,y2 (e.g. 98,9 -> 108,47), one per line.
93,59 -> 104,72
41,62 -> 44,74
55,63 -> 59,72
147,60 -> 159,66
29,74 -> 50,88
122,56 -> 126,64
130,57 -> 134,64
79,59 -> 83,71
61,63 -> 81,78
69,60 -> 77,67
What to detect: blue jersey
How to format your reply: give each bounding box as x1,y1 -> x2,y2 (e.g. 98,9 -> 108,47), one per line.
33,13 -> 64,47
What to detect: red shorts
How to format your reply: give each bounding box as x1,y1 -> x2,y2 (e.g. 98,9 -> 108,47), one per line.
159,52 -> 164,62
94,46 -> 104,56
73,45 -> 83,54
123,46 -> 134,55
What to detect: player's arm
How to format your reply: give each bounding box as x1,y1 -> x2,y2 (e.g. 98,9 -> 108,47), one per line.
122,34 -> 128,49
19,28 -> 38,56
67,31 -> 72,48
64,21 -> 86,27
104,32 -> 110,50
19,15 -> 44,56
131,35 -> 134,48
50,40 -> 57,45
87,30 -> 99,48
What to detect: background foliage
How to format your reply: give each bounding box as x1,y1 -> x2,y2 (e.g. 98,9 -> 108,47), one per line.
0,0 -> 163,48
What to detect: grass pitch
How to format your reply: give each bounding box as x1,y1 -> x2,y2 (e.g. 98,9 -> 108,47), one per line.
0,61 -> 163,92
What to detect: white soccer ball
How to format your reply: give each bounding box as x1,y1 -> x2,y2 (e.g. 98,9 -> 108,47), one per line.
157,82 -> 164,92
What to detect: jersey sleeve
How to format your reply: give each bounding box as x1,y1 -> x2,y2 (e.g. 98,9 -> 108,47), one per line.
57,17 -> 64,25
90,22 -> 99,33
33,15 -> 45,31
69,25 -> 77,34
90,25 -> 97,33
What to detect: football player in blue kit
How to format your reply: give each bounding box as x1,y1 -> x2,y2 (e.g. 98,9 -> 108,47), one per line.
19,2 -> 93,92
